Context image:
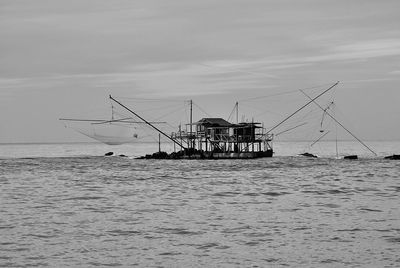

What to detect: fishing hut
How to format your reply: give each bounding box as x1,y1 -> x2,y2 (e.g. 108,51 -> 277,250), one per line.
62,82 -> 379,159
171,118 -> 273,159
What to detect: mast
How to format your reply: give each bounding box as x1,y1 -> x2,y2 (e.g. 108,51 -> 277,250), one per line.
334,104 -> 339,158
158,133 -> 161,153
236,101 -> 239,124
109,95 -> 186,150
299,90 -> 377,156
190,100 -> 193,149
267,81 -> 339,134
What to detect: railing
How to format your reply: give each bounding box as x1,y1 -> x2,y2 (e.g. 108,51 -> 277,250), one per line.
171,131 -> 274,143
171,131 -> 196,139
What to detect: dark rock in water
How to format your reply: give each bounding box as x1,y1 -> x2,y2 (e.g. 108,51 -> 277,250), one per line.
344,155 -> 358,160
136,148 -> 271,160
384,154 -> 400,160
104,152 -> 114,156
300,152 -> 318,158
137,151 -> 169,159
155,151 -> 169,159
136,149 -> 206,159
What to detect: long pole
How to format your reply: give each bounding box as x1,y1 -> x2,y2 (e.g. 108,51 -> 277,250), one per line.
267,81 -> 339,134
299,90 -> 377,156
109,95 -> 186,150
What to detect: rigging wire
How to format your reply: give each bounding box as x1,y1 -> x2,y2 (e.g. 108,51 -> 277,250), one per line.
240,89 -> 302,102
193,101 -> 213,118
275,122 -> 308,137
299,89 -> 377,156
227,102 -> 237,122
112,96 -> 184,102
110,95 -> 186,149
239,82 -> 335,102
310,131 -> 330,147
112,99 -> 187,132
110,97 -> 188,132
133,102 -> 184,114
320,101 -> 335,131
153,104 -> 186,121
267,82 -> 339,134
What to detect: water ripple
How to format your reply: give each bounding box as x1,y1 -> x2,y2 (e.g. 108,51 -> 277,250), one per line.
1,155 -> 399,267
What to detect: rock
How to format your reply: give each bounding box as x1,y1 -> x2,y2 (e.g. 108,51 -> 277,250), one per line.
344,155 -> 358,160
300,152 -> 318,158
384,154 -> 400,160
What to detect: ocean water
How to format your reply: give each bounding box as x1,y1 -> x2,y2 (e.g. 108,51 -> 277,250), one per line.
0,141 -> 400,267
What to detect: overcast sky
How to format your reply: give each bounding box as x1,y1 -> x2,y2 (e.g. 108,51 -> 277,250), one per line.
1,0 -> 399,143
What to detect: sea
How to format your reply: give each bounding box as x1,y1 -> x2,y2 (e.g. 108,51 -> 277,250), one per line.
0,141 -> 399,267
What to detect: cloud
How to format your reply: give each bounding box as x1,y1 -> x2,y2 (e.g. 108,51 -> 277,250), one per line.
314,39 -> 400,62
1,0 -> 400,142
343,77 -> 400,84
389,70 -> 400,75
195,38 -> 400,82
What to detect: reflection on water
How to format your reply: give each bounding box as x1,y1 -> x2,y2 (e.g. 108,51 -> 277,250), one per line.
0,143 -> 400,267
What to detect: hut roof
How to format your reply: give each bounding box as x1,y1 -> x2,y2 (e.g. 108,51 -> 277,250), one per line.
195,118 -> 232,127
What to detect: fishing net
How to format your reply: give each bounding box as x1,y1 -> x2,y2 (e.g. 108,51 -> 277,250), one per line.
61,96 -> 191,145
62,118 -> 147,145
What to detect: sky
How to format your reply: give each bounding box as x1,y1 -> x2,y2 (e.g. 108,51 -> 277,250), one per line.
1,0 -> 400,143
